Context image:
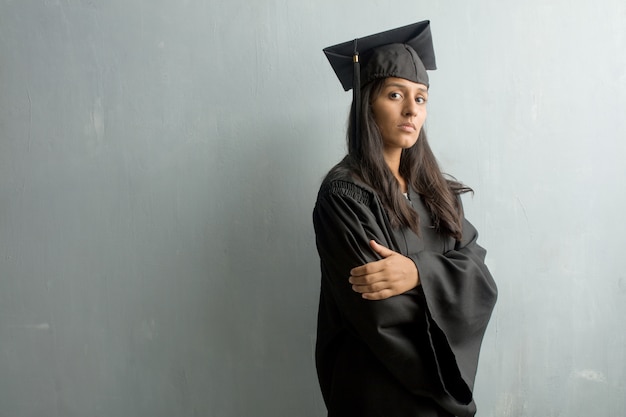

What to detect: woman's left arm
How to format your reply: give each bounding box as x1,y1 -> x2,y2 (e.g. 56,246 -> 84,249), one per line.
409,216 -> 498,397
350,216 -> 498,402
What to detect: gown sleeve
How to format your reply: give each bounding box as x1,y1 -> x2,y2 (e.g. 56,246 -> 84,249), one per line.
408,214 -> 498,411
313,180 -> 497,416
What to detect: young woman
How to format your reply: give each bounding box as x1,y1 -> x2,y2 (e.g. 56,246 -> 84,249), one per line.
313,21 -> 498,417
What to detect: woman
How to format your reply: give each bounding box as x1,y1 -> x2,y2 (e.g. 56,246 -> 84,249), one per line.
313,21 -> 498,417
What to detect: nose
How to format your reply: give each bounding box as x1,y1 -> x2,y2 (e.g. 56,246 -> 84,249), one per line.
403,99 -> 418,117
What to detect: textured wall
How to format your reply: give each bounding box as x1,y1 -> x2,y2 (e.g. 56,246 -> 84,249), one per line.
1,1 -> 625,416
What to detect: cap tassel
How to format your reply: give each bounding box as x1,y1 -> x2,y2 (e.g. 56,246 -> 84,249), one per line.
352,39 -> 361,151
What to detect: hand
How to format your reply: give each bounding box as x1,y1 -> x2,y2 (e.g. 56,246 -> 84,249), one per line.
349,240 -> 420,300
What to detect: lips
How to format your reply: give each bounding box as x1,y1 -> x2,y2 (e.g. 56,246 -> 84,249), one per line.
398,122 -> 416,131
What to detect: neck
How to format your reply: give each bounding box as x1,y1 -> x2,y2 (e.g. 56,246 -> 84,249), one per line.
383,149 -> 406,193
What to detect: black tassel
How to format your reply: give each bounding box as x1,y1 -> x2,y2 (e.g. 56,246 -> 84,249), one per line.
353,39 -> 360,152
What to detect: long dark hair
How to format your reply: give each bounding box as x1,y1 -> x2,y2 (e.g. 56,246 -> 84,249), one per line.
346,78 -> 471,240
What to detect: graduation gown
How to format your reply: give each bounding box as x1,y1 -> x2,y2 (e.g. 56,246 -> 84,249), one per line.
313,163 -> 497,417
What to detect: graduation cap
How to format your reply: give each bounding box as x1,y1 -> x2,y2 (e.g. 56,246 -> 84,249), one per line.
323,21 -> 436,146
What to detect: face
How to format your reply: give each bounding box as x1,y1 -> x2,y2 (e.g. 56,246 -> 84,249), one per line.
370,77 -> 428,155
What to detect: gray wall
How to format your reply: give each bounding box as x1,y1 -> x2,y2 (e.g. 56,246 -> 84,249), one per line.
1,1 -> 625,416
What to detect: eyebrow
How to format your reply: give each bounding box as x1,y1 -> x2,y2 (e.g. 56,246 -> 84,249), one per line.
384,82 -> 428,94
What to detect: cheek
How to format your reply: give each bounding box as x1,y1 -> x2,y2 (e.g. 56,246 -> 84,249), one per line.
374,108 -> 394,128
371,110 -> 387,131
418,109 -> 427,125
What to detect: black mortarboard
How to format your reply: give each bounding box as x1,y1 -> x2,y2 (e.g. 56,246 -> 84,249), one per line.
323,20 -> 436,90
323,21 -> 436,146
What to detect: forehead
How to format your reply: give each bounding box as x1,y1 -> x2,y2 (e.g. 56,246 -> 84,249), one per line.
382,77 -> 428,92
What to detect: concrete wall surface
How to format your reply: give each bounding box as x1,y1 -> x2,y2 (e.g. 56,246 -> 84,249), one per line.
1,1 -> 625,416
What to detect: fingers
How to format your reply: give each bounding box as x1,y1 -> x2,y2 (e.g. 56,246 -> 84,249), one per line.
348,241 -> 418,300
349,267 -> 393,299
361,289 -> 394,301
353,282 -> 409,300
352,280 -> 394,300
349,270 -> 387,286
350,259 -> 384,277
351,280 -> 389,295
350,241 -> 397,277
369,240 -> 395,258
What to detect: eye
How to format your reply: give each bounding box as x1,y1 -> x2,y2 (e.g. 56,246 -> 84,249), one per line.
389,92 -> 402,100
416,96 -> 427,104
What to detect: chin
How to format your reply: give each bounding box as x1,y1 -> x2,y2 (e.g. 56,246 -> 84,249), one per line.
403,138 -> 420,148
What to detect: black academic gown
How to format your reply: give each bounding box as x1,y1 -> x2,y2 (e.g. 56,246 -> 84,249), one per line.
313,163 -> 497,417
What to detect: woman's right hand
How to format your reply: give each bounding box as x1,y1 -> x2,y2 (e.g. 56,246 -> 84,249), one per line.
348,240 -> 420,300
